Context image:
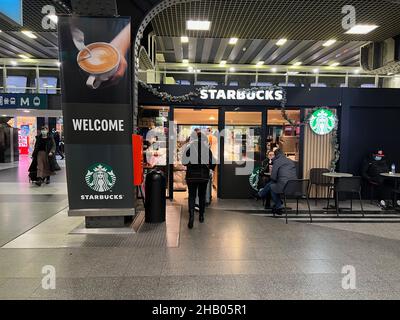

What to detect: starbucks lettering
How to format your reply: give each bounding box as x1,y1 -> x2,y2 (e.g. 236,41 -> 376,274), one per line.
58,16 -> 135,227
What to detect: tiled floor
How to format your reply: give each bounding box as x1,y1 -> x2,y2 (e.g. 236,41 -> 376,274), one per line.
1,158 -> 400,299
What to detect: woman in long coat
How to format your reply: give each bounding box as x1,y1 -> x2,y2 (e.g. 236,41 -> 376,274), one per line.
28,126 -> 58,186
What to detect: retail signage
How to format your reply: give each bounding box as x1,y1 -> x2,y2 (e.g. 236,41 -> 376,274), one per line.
0,0 -> 23,26
0,94 -> 47,109
200,89 -> 284,101
58,16 -> 134,213
309,108 -> 336,135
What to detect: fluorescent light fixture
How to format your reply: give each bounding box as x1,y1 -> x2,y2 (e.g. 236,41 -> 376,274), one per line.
10,60 -> 17,66
353,69 -> 360,74
293,61 -> 302,66
271,67 -> 277,72
323,39 -> 337,47
219,60 -> 227,66
23,110 -> 30,113
181,36 -> 189,43
256,61 -> 264,66
18,54 -> 29,59
313,68 -> 319,74
186,20 -> 211,31
276,38 -> 287,46
229,67 -> 235,72
21,30 -> 37,39
330,62 -> 340,67
229,37 -> 238,45
345,24 -> 379,34
288,71 -> 299,75
48,14 -> 58,23
182,59 -> 189,64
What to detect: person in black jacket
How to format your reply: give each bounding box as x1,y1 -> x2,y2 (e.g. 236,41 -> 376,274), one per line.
361,150 -> 390,208
182,130 -> 216,229
28,126 -> 57,186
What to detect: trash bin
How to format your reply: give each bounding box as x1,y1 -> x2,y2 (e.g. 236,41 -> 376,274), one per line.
145,169 -> 166,223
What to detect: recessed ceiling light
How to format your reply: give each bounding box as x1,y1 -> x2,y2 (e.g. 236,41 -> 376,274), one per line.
10,60 -> 17,66
229,37 -> 238,45
330,62 -> 340,67
276,39 -> 287,46
48,14 -> 58,23
229,67 -> 235,72
313,68 -> 319,74
256,61 -> 264,66
345,24 -> 379,34
323,39 -> 337,47
188,66 -> 194,72
55,61 -> 61,67
18,54 -> 30,59
182,59 -> 189,64
23,110 -> 30,113
293,61 -> 302,66
354,69 -> 360,74
181,36 -> 189,43
186,20 -> 211,31
271,67 -> 277,72
21,30 -> 37,39
219,60 -> 227,66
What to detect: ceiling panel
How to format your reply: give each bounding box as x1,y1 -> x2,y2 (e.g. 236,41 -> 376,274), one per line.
151,0 -> 400,41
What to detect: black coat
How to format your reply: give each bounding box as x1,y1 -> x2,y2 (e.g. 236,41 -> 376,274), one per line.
362,156 -> 389,185
182,137 -> 216,182
28,135 -> 59,174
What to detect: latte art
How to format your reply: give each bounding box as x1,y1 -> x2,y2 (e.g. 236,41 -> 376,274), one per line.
78,43 -> 119,73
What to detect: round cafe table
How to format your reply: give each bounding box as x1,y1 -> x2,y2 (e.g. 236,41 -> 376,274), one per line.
380,173 -> 400,208
322,172 -> 354,211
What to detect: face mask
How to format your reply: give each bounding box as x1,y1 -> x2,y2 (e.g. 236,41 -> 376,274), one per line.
41,130 -> 48,136
374,156 -> 382,161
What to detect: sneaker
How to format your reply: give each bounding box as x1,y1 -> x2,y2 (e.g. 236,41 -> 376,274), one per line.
378,200 -> 387,210
35,179 -> 42,186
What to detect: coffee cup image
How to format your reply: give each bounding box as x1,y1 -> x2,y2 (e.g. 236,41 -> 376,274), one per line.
77,42 -> 121,89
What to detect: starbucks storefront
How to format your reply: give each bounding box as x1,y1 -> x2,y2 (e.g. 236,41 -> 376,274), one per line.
139,85 -> 346,199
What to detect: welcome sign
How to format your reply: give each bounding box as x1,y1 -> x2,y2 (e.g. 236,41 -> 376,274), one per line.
58,16 -> 135,223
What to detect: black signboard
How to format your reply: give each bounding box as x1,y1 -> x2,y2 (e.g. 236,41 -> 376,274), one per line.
58,16 -> 134,217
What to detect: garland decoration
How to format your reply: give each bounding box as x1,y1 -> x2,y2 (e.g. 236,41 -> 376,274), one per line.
139,80 -> 213,103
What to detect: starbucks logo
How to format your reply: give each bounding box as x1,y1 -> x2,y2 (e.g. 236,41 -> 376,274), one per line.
85,163 -> 116,192
309,109 -> 336,135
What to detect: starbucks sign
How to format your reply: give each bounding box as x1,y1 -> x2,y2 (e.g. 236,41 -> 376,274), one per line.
309,109 -> 336,135
85,163 -> 117,192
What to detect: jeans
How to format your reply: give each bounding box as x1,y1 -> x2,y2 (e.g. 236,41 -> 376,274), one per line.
258,181 -> 283,209
188,181 -> 208,214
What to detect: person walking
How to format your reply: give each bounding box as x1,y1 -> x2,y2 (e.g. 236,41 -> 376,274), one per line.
182,130 -> 216,229
52,129 -> 64,160
29,126 -> 58,186
257,148 -> 297,214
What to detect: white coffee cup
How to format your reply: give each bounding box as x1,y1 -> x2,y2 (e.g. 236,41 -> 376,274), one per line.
77,42 -> 121,89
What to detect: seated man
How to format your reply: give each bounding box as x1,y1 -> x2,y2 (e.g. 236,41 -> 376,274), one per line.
258,150 -> 275,209
362,150 -> 390,209
257,149 -> 297,214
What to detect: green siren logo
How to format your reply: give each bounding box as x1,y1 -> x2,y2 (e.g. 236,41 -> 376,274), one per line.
309,108 -> 336,135
85,163 -> 116,192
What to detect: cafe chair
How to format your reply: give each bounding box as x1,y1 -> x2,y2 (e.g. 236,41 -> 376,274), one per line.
335,176 -> 364,217
282,179 -> 312,224
308,168 -> 334,206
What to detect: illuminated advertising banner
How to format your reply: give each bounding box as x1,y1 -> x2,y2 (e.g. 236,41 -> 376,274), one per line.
58,16 -> 134,216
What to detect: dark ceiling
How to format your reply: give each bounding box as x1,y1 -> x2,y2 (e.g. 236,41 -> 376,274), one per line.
151,0 -> 400,41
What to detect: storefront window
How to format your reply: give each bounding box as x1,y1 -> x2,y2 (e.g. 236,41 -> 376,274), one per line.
267,109 -> 300,162
224,111 -> 262,162
6,76 -> 28,93
35,77 -> 58,94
